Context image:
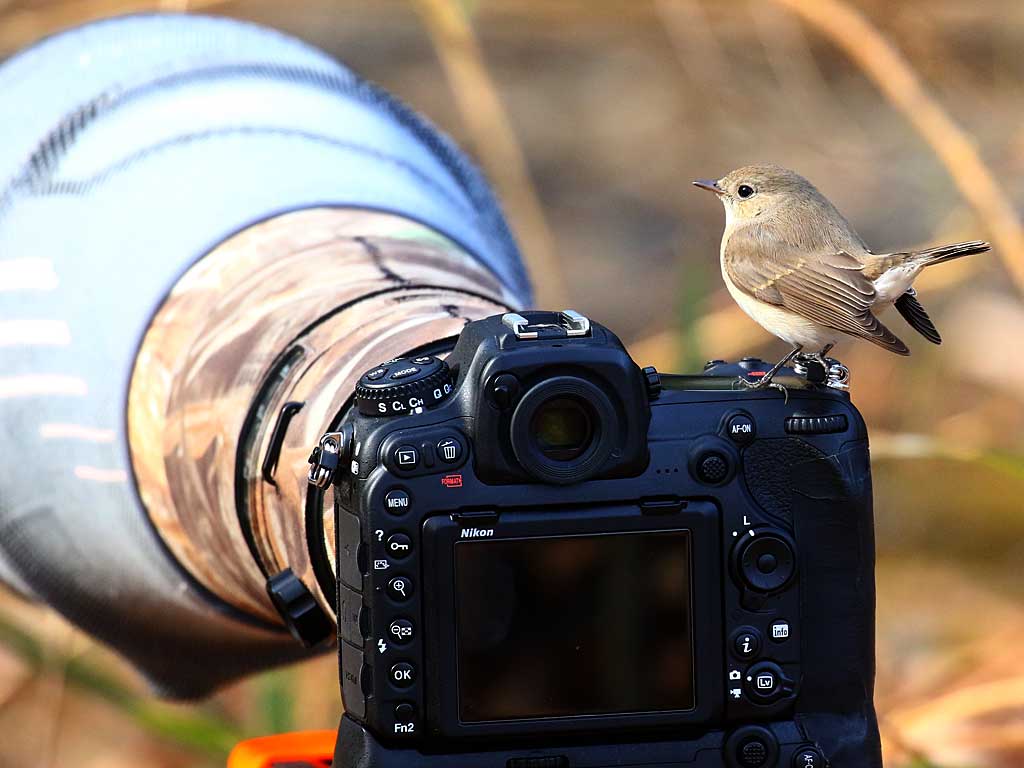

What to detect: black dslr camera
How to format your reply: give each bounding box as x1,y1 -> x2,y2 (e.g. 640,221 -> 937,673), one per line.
314,310 -> 880,768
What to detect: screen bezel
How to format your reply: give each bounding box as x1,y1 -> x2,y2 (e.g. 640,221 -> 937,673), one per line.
421,501 -> 723,741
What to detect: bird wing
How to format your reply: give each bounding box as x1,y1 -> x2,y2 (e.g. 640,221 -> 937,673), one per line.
894,289 -> 941,344
725,227 -> 910,355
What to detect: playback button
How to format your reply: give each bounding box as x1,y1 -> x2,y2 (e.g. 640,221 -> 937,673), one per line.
391,445 -> 419,470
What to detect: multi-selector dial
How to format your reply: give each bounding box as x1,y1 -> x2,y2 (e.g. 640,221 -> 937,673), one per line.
354,355 -> 454,416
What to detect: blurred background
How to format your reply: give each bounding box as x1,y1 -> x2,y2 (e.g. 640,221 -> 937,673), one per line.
1,0 -> 1023,766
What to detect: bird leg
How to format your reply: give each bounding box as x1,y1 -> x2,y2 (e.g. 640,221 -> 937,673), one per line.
792,343 -> 835,385
738,344 -> 803,393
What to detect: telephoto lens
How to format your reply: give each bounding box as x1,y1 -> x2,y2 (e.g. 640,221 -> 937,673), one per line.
0,14 -> 530,696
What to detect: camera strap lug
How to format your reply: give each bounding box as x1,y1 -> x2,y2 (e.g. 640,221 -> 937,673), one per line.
307,426 -> 353,489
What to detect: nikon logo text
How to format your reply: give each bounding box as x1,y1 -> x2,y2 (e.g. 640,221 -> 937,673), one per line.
460,528 -> 494,539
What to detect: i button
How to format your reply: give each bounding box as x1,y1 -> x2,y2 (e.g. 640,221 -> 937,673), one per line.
731,627 -> 762,660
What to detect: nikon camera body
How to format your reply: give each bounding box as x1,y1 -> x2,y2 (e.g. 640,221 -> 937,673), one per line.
318,311 -> 880,768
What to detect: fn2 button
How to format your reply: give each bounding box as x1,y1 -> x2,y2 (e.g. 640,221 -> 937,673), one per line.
393,703 -> 417,736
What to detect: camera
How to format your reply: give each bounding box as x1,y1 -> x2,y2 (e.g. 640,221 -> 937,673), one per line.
308,310 -> 879,768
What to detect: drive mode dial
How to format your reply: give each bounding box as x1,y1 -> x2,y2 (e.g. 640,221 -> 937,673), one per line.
354,355 -> 454,416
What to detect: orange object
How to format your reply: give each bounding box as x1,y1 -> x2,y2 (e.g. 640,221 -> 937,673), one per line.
227,731 -> 336,768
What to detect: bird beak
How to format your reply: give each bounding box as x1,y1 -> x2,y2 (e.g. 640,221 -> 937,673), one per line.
692,179 -> 725,196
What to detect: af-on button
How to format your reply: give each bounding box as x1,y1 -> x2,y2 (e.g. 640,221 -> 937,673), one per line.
725,413 -> 756,445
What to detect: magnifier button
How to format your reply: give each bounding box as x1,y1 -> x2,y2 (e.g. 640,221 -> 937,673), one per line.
387,576 -> 413,602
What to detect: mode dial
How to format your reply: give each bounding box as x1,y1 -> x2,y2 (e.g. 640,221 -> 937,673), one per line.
354,355 -> 454,417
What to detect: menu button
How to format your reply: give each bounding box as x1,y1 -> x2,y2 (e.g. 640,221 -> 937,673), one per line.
384,489 -> 411,515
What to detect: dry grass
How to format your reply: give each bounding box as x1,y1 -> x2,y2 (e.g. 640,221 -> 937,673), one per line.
410,0 -> 568,308
770,0 -> 1024,295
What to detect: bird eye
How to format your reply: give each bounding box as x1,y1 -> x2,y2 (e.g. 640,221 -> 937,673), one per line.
737,184 -> 755,199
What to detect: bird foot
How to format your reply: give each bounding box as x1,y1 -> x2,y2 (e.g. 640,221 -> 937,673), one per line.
735,375 -> 791,402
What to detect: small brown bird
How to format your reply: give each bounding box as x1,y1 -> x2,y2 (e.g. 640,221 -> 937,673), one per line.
694,164 -> 990,389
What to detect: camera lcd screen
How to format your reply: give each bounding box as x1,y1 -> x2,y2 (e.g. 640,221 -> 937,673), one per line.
454,530 -> 693,722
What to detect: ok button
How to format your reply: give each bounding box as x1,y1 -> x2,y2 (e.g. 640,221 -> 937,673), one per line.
390,662 -> 416,688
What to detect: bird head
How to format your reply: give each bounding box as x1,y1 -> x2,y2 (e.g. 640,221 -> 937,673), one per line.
693,164 -> 829,226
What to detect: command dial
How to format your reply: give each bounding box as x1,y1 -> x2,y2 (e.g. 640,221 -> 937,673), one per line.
354,355 -> 454,416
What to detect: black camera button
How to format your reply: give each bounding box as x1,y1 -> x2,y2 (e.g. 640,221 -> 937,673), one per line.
725,413 -> 756,445
731,627 -> 762,660
389,365 -> 421,380
740,740 -> 769,767
770,619 -> 792,643
437,436 -> 463,464
487,373 -> 521,409
792,746 -> 826,768
365,367 -> 388,381
384,488 -> 411,515
696,451 -> 730,485
736,533 -> 796,593
392,445 -> 419,470
390,661 -> 416,688
387,533 -> 413,559
744,661 -> 793,705
387,576 -> 414,602
388,618 -> 415,645
393,702 -> 418,737
725,725 -> 778,768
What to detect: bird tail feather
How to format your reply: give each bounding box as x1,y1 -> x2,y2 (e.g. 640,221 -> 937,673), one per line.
910,239 -> 990,266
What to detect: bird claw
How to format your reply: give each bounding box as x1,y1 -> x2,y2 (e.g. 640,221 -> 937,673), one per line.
734,376 -> 789,402
769,381 -> 791,403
